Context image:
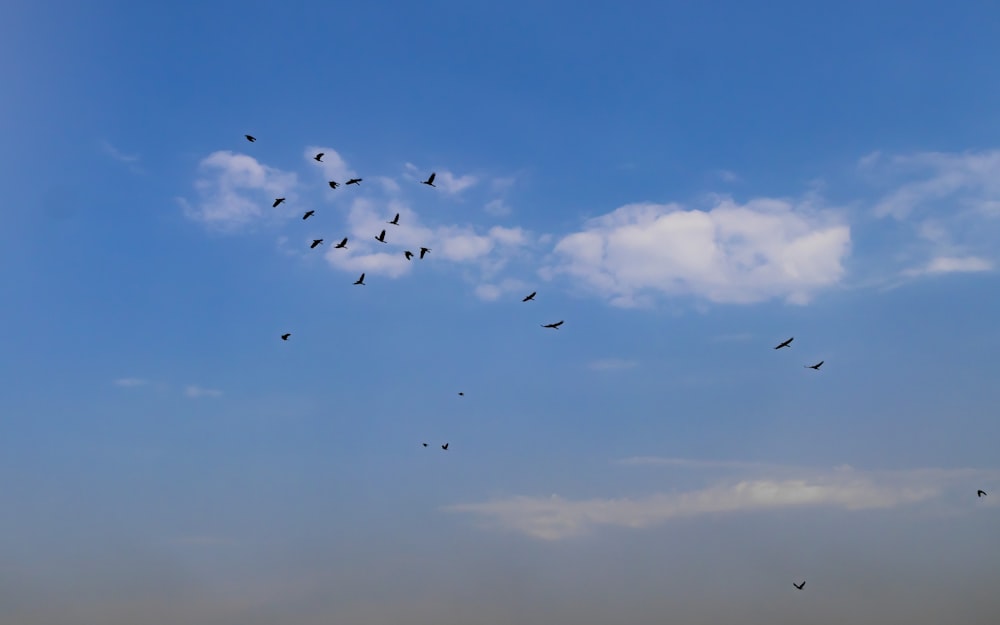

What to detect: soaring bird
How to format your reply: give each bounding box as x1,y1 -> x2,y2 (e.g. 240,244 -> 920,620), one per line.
302,210 -> 315,220
422,443 -> 428,447
774,337 -> 794,349
328,181 -> 340,189
404,250 -> 413,260
542,321 -> 564,329
354,273 -> 365,285
334,237 -> 348,249
310,239 -> 323,249
522,291 -> 537,302
272,198 -> 285,208
422,172 -> 436,187
375,229 -> 387,243
346,178 -> 362,186
280,333 -> 290,341
419,247 -> 431,259
458,392 -> 464,397
805,361 -> 824,370
978,490 -> 988,497
793,582 -> 805,590
245,134 -> 256,142
387,213 -> 400,225
441,443 -> 449,450
314,152 -> 324,162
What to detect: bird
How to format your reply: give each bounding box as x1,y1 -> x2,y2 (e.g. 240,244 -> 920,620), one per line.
978,490 -> 988,497
458,392 -> 464,396
346,178 -> 362,186
302,210 -> 315,220
422,443 -> 428,447
245,134 -> 256,142
387,213 -> 400,225
422,172 -> 436,187
805,361 -> 824,370
774,337 -> 794,349
375,229 -> 387,243
542,321 -> 564,329
404,251 -> 413,260
328,181 -> 340,189
310,239 -> 323,249
280,333 -> 290,340
419,247 -> 431,259
334,237 -> 348,249
272,198 -> 285,208
522,291 -> 536,302
354,273 -> 365,285
441,443 -> 449,450
314,152 -> 324,162
793,581 -> 805,590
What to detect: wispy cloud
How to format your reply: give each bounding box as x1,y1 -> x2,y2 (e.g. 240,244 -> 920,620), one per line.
113,377 -> 148,387
101,140 -> 140,164
184,385 -> 223,398
587,358 -> 638,371
903,255 -> 993,277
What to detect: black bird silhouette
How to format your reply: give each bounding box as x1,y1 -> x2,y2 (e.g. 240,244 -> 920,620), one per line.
793,582 -> 805,590
978,490 -> 988,497
280,333 -> 290,340
334,237 -> 348,249
245,134 -> 256,142
441,443 -> 449,450
774,337 -> 794,349
375,229 -> 387,243
314,152 -> 324,162
310,239 -> 323,249
328,181 -> 340,189
422,443 -> 428,447
458,392 -> 464,396
805,361 -> 824,370
302,210 -> 315,220
354,273 -> 365,285
542,321 -> 564,329
522,291 -> 537,302
419,247 -> 431,259
346,178 -> 362,186
387,213 -> 400,225
272,198 -> 285,208
404,250 -> 413,260
422,172 -> 436,187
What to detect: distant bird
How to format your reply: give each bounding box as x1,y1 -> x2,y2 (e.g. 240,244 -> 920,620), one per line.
978,490 -> 988,497
422,172 -> 436,187
375,229 -> 387,243
422,443 -> 428,447
387,213 -> 400,225
458,392 -> 464,396
280,333 -> 290,340
328,181 -> 340,189
805,361 -> 824,370
793,581 -> 805,590
245,134 -> 256,142
314,152 -> 324,162
334,237 -> 348,249
522,291 -> 537,302
310,239 -> 323,249
441,443 -> 449,450
346,178 -> 362,186
404,251 -> 413,260
419,247 -> 430,259
302,210 -> 315,220
354,273 -> 365,285
774,337 -> 794,349
272,198 -> 285,208
542,320 -> 564,329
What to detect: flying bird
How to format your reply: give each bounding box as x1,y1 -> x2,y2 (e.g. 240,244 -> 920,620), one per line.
314,152 -> 324,162
793,582 -> 805,590
542,321 -> 564,329
245,134 -> 256,142
774,337 -> 794,349
280,333 -> 290,341
375,229 -> 387,243
805,361 -> 824,370
404,250 -> 413,260
422,172 -> 436,187
978,490 -> 988,497
422,443 -> 428,447
346,178 -> 362,186
302,210 -> 315,220
328,181 -> 340,189
334,237 -> 348,249
354,273 -> 365,285
310,239 -> 323,249
387,213 -> 400,225
419,247 -> 430,259
458,392 -> 464,396
272,198 -> 285,208
441,443 -> 449,450
522,291 -> 536,302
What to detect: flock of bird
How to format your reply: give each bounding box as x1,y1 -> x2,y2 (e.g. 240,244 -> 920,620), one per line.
243,133 -> 989,593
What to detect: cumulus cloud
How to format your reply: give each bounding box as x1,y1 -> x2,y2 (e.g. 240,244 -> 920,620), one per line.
544,198 -> 851,307
181,151 -> 298,229
184,385 -> 223,398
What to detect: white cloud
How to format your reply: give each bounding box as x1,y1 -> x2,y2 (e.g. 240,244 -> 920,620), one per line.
587,358 -> 638,371
113,378 -> 148,387
101,141 -> 139,164
484,199 -> 512,216
903,255 -> 993,276
184,385 -> 223,398
182,151 -> 298,229
544,198 -> 850,306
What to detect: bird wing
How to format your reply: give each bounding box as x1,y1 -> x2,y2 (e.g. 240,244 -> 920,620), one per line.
428,172 -> 436,183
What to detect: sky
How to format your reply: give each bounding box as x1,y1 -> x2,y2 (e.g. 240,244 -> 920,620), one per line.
2,1 -> 1000,623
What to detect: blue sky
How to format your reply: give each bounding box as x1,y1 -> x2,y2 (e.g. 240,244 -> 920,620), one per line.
3,1 -> 1000,623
